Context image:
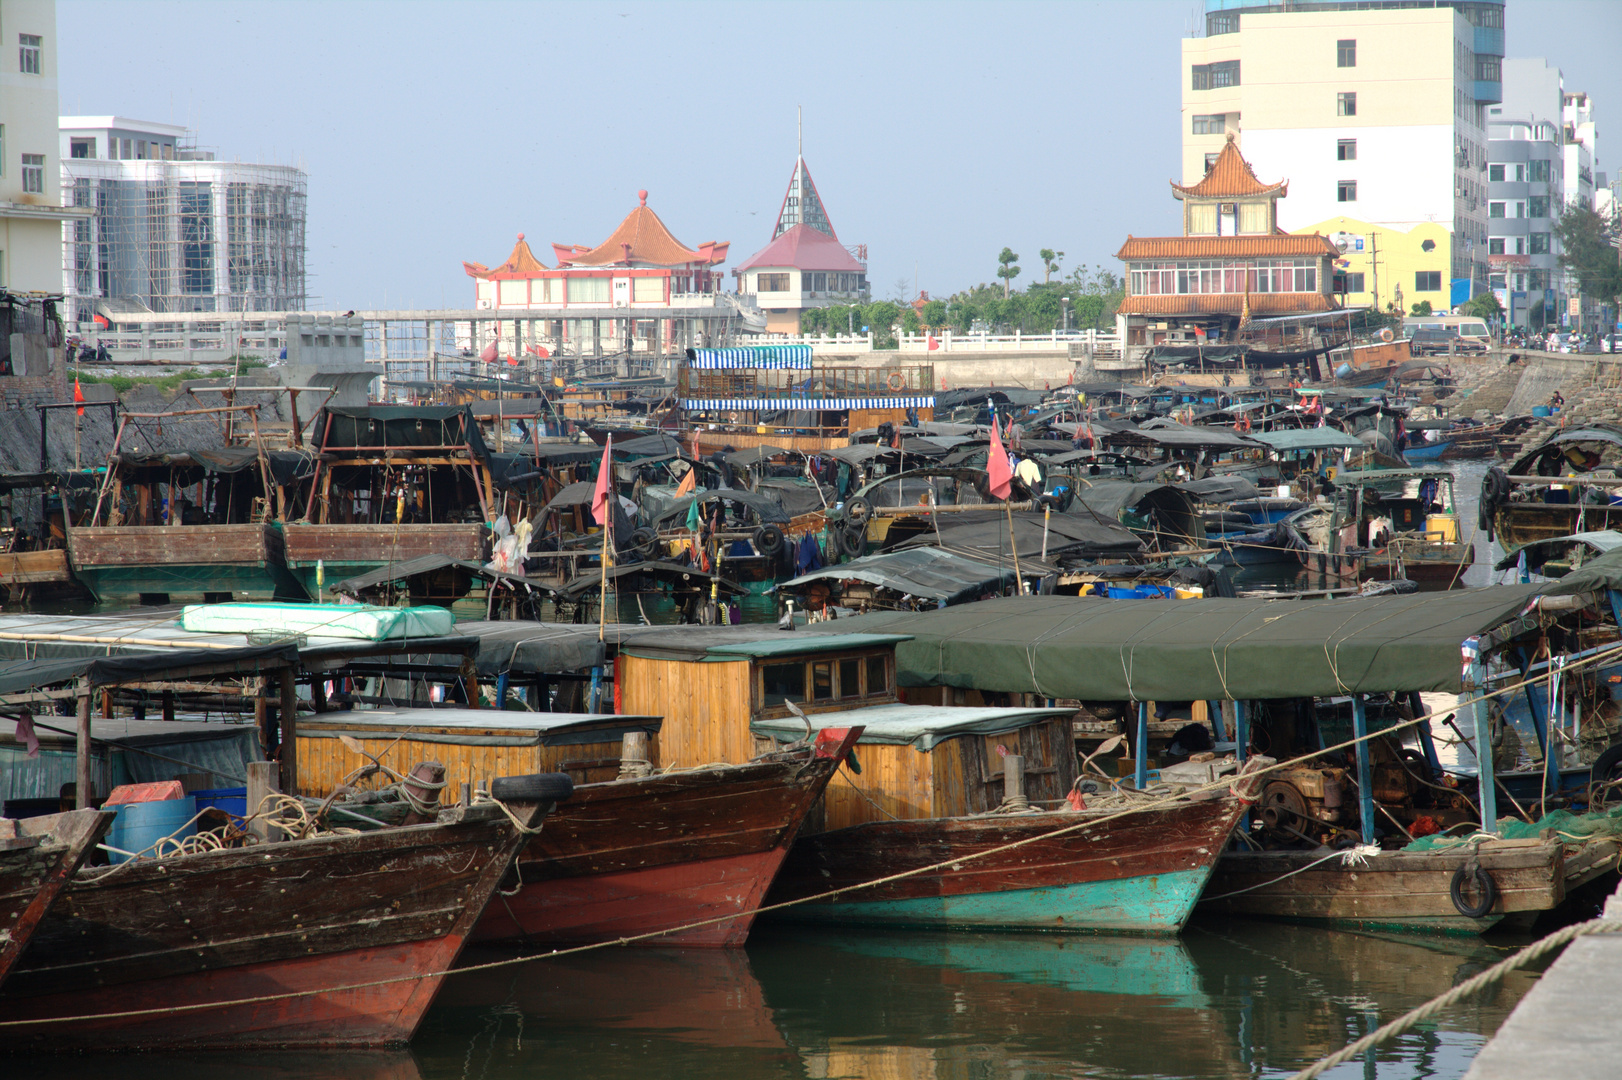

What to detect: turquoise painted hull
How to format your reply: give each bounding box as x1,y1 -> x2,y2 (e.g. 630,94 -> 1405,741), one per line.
767,867 -> 1216,935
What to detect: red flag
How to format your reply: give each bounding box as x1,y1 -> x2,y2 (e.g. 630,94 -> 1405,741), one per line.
506,353 -> 519,365
1194,326 -> 1207,341
479,340 -> 499,364
74,376 -> 85,417
527,344 -> 551,359
986,418 -> 1012,501
926,335 -> 940,351
590,434 -> 614,524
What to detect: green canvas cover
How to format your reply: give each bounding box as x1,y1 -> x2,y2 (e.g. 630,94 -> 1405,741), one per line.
179,602 -> 455,641
811,590 -> 1545,701
314,405 -> 490,458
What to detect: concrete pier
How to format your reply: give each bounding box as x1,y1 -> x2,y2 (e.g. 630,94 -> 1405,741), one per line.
1462,883 -> 1622,1079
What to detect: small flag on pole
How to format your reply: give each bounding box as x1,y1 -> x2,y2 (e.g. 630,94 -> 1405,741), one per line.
479,340 -> 499,364
674,464 -> 697,496
591,435 -> 613,524
986,417 -> 1013,501
74,376 -> 85,417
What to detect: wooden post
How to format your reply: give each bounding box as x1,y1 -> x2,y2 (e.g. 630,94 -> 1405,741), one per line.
1134,701 -> 1149,790
76,683 -> 93,809
1468,660 -> 1499,834
1003,753 -> 1027,809
280,669 -> 298,796
100,688 -> 113,719
161,690 -> 175,722
247,760 -> 280,844
1351,695 -> 1375,845
1233,700 -> 1250,764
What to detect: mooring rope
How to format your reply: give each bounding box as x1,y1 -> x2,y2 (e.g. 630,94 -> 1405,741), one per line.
1289,916 -> 1622,1080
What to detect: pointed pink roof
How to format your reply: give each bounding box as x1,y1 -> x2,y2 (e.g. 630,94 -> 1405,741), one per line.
553,190 -> 728,268
736,223 -> 865,273
463,233 -> 549,279
773,157 -> 837,240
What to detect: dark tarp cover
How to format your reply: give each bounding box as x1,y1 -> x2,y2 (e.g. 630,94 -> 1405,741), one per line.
1103,426 -> 1267,451
809,590 -> 1545,700
0,642 -> 300,695
1544,545 -> 1622,596
556,561 -> 746,601
778,547 -> 1025,604
613,433 -> 687,459
755,477 -> 834,517
314,405 -> 490,459
113,448 -> 316,488
652,489 -> 791,528
452,620 -> 662,675
893,512 -> 1144,560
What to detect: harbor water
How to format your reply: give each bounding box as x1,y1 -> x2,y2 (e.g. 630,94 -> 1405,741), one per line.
8,920 -> 1547,1079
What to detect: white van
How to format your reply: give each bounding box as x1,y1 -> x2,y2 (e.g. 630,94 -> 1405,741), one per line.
1403,315 -> 1492,345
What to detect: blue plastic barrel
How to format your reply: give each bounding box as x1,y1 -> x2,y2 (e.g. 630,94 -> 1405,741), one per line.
191,787 -> 248,818
1532,406 -> 1552,418
108,796 -> 197,863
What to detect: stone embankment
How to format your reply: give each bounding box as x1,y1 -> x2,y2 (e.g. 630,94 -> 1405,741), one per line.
1445,351 -> 1622,458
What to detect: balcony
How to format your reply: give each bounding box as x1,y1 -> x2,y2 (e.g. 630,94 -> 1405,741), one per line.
1475,80 -> 1502,106
1474,26 -> 1504,59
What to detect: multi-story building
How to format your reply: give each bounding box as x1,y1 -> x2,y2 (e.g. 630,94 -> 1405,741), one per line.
1485,58 -> 1568,330
1183,1 -> 1500,315
1561,89 -> 1596,212
733,156 -> 868,334
1,0 -> 86,293
57,116 -> 307,323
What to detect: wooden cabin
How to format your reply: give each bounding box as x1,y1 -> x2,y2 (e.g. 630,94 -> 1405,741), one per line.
614,627 -> 1078,830
293,708 -> 663,797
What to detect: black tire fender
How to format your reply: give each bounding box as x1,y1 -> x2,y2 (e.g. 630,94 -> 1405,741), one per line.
841,523 -> 867,559
490,772 -> 575,803
754,524 -> 786,556
626,526 -> 659,561
1449,862 -> 1497,919
845,496 -> 874,527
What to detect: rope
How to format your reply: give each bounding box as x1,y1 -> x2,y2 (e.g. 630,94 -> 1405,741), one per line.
1200,844 -> 1381,901
1289,916 -> 1622,1080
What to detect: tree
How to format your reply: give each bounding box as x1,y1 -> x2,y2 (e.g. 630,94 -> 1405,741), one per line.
1039,248 -> 1064,283
1410,301 -> 1433,316
901,307 -> 921,335
1460,292 -> 1504,320
862,301 -> 902,349
996,248 -> 1021,298
920,299 -> 947,328
948,300 -> 977,334
799,307 -> 824,335
892,277 -> 913,304
1557,202 -> 1622,316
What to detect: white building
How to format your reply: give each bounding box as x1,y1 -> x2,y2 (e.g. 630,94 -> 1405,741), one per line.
0,0 -> 86,292
58,116 -> 307,323
1183,1 -> 1501,312
1562,89 -> 1596,211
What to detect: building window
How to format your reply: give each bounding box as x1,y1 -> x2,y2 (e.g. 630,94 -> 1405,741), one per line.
1333,271 -> 1366,293
757,273 -> 791,292
1488,238 -> 1505,255
1204,152 -> 1220,171
1488,164 -> 1504,182
1191,114 -> 1226,135
1207,11 -> 1238,34
566,276 -> 610,303
1515,236 -> 1525,255
1528,195 -> 1548,218
0,125 -> 5,176
20,154 -> 44,194
1192,61 -> 1240,91
1528,159 -> 1550,183
1188,204 -> 1217,234
18,34 -> 41,75
1415,271 -> 1442,292
1238,203 -> 1269,233
1337,92 -> 1357,117
1489,201 -> 1505,218
69,138 -> 95,159
1337,139 -> 1357,161
1476,56 -> 1501,83
632,276 -> 664,302
1337,39 -> 1356,67
1529,232 -> 1550,254
1337,180 -> 1357,202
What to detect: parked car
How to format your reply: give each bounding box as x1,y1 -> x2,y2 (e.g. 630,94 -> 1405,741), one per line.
1603,333 -> 1622,355
1408,327 -> 1486,357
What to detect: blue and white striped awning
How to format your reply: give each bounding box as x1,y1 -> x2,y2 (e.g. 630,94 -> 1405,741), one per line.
685,345 -> 813,369
682,396 -> 935,412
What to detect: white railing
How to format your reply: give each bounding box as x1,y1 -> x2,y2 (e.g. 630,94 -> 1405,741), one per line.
754,328 -> 1122,356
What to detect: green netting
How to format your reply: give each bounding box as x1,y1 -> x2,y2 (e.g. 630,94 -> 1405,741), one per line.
1404,803 -> 1622,852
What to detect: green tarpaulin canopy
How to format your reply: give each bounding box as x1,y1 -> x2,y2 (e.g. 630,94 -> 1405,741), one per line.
812,589 -> 1545,701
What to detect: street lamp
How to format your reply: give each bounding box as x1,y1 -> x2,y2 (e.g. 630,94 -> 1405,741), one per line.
1061,296 -> 1071,332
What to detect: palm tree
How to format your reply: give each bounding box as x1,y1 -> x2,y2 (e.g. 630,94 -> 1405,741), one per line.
1039,248 -> 1064,283
997,248 -> 1021,299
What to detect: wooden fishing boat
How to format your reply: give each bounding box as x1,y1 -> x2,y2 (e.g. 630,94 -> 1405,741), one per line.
764,796 -> 1249,933
0,779 -> 566,1050
0,809 -> 114,991
67,521 -> 302,604
295,708 -> 860,948
1200,837 -> 1564,934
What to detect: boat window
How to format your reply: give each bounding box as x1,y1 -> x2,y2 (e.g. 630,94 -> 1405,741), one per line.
811,661 -> 834,701
838,658 -> 861,698
761,662 -> 805,706
866,654 -> 888,695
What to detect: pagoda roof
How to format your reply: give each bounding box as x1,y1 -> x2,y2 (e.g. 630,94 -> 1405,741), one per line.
463,233 -> 549,279
554,190 -> 728,268
736,223 -> 865,274
1116,235 -> 1338,260
1172,137 -> 1287,200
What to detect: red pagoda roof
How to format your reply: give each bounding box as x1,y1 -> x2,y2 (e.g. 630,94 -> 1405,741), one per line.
554,190 -> 728,268
463,233 -> 549,279
735,223 -> 865,274
1171,137 -> 1288,200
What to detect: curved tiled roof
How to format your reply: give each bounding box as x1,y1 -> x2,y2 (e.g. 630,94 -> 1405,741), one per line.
1172,137 -> 1287,200
463,233 -> 549,279
1116,235 -> 1339,259
555,191 -> 729,268
735,223 -> 865,273
1117,292 -> 1339,316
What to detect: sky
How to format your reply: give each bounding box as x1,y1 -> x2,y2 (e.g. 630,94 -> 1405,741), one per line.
56,0 -> 1622,312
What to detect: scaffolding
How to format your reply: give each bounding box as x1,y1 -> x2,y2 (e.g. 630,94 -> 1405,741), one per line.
61,138 -> 307,326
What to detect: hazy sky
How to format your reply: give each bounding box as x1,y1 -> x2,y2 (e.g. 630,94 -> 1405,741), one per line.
57,0 -> 1622,311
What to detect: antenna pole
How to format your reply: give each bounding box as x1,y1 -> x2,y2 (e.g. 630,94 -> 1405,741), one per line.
797,105 -> 802,158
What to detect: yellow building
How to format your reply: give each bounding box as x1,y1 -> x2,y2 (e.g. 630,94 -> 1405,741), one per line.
1299,215 -> 1455,314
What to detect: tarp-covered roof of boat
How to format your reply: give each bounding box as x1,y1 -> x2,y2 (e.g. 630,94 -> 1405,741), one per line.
313,404 -> 490,458
112,447 -> 318,486
892,512 -> 1144,561
752,703 -> 1074,751
1494,530 -> 1622,573
297,706 -> 662,744
0,641 -> 300,695
613,433 -> 687,459
449,620 -> 654,675
1542,545 -> 1622,596
555,561 -> 746,601
1102,425 -> 1267,451
807,590 -> 1547,700
777,547 -> 1028,604
328,554 -> 548,597
1506,423 -> 1622,476
651,489 -> 792,527
1249,428 -> 1369,452
617,626 -> 912,663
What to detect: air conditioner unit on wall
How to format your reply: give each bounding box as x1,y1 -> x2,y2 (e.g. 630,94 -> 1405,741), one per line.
1220,203 -> 1237,214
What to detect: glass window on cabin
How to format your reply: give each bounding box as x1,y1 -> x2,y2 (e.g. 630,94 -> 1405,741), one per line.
762,662 -> 805,706
866,654 -> 888,696
812,662 -> 834,701
838,658 -> 861,698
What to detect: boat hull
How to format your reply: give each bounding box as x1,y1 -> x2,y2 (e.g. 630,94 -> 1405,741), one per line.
473,745 -> 853,948
283,523 -> 488,598
763,798 -> 1245,935
1361,545 -> 1474,590
0,804 -> 544,1049
0,810 -> 115,991
1199,837 -> 1564,935
1494,504 -> 1622,550
66,523 -> 304,602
